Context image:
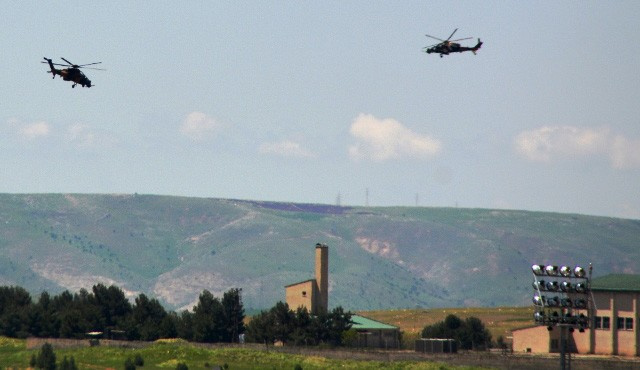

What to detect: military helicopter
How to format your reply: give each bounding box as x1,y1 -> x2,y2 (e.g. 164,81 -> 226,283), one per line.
423,29 -> 482,58
42,57 -> 104,88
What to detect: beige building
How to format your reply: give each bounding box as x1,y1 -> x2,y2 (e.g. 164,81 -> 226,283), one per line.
513,274 -> 640,356
285,243 -> 328,315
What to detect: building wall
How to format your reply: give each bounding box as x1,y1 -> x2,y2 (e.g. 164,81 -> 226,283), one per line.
590,290 -> 639,356
513,289 -> 640,356
285,280 -> 316,313
315,244 -> 328,314
355,329 -> 399,349
512,326 -> 552,353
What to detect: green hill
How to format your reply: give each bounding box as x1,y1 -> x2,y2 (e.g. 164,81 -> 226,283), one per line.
1,193 -> 638,311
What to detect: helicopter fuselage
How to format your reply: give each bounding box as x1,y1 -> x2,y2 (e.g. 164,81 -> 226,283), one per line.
54,68 -> 91,88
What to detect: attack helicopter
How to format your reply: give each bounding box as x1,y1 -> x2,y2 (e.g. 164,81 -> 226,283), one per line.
42,57 -> 104,88
423,29 -> 482,58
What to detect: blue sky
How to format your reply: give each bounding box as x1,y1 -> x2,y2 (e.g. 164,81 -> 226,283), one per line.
2,2 -> 639,219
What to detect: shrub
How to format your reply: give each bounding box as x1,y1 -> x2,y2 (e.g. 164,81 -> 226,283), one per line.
36,343 -> 56,370
59,356 -> 78,370
176,363 -> 188,370
134,353 -> 144,366
124,357 -> 136,370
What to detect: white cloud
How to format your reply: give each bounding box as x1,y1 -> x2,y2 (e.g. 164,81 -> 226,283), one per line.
348,113 -> 441,161
180,112 -> 220,141
66,124 -> 96,147
19,121 -> 50,139
610,135 -> 640,169
515,125 -> 640,169
259,140 -> 314,158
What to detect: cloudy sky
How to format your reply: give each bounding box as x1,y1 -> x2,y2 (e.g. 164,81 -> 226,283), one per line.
2,2 -> 639,219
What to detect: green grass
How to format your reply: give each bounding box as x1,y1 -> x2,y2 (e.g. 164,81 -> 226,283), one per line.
0,337 -> 489,369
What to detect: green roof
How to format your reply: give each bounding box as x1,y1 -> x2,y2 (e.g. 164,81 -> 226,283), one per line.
350,315 -> 398,330
591,274 -> 640,292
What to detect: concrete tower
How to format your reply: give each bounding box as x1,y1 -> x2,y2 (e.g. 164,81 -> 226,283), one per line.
315,243 -> 329,313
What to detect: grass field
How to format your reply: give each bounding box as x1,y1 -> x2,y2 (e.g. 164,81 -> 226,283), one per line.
0,337 -> 491,370
358,306 -> 534,347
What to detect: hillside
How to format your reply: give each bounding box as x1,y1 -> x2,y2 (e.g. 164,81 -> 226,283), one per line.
1,193 -> 639,311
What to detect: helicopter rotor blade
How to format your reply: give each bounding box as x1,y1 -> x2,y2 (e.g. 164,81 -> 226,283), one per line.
80,67 -> 106,71
450,37 -> 472,42
425,34 -> 445,42
60,57 -> 74,66
41,61 -> 69,67
76,62 -> 102,67
446,28 -> 458,41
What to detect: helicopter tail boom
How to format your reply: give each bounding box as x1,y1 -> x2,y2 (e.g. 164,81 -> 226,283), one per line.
43,57 -> 58,78
472,39 -> 483,54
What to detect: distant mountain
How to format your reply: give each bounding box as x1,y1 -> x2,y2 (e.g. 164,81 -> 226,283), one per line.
1,194 -> 638,311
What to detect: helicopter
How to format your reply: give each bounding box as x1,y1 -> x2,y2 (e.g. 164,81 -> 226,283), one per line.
42,57 -> 104,88
423,29 -> 482,58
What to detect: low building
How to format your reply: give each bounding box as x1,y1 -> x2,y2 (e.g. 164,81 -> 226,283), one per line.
350,314 -> 400,349
285,243 -> 328,315
513,274 -> 640,356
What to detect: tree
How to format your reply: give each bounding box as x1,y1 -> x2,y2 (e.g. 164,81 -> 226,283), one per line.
91,284 -> 132,331
221,288 -> 245,342
131,293 -> 168,341
290,307 -> 313,345
35,343 -> 56,370
245,310 -> 275,345
176,310 -> 194,341
270,301 -> 294,344
327,306 -> 352,346
460,316 -> 491,350
0,286 -> 32,337
192,290 -> 224,343
421,314 -> 491,350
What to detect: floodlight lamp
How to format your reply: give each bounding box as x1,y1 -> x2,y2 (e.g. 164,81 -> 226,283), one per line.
574,266 -> 586,278
532,264 -> 545,275
546,281 -> 559,291
547,296 -> 559,307
561,298 -> 572,307
560,281 -> 572,292
534,311 -> 545,322
545,265 -> 559,276
533,295 -> 545,306
575,283 -> 587,293
550,311 -> 560,322
533,280 -> 545,290
574,299 -> 587,309
560,265 -> 572,277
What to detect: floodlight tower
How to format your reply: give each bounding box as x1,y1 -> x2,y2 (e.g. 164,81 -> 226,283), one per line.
531,263 -> 592,370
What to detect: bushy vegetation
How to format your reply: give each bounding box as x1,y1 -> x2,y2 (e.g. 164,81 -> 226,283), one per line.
1,338 -> 485,369
421,314 -> 492,350
245,302 -> 352,346
0,284 -> 245,344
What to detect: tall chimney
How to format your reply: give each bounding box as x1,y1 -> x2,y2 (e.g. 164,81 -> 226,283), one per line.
315,243 -> 328,313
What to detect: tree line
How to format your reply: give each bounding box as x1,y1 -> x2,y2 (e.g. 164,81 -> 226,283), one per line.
0,284 -> 244,343
0,284 -> 353,348
245,302 -> 352,346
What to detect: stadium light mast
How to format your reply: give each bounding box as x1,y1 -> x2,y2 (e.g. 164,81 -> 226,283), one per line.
531,263 -> 592,370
